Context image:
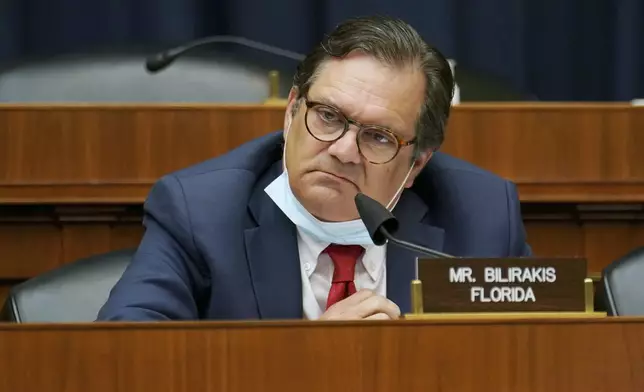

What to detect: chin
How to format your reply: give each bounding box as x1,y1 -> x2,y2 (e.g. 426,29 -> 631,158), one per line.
300,187 -> 358,222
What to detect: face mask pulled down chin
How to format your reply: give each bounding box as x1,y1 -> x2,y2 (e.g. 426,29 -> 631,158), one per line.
264,127 -> 413,246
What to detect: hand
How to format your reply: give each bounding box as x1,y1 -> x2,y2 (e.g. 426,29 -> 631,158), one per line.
319,289 -> 401,320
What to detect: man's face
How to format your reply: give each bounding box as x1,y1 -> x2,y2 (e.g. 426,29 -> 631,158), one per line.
283,52 -> 433,222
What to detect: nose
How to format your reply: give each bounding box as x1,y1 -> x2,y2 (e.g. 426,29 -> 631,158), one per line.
327,128 -> 362,164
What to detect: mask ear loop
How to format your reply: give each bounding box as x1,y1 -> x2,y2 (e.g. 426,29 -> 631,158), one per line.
282,113 -> 293,172
385,162 -> 415,210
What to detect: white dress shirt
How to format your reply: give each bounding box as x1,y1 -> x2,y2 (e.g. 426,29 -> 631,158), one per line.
297,228 -> 387,320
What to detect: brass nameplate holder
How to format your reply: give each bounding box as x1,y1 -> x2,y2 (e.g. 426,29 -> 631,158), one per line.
406,257 -> 606,319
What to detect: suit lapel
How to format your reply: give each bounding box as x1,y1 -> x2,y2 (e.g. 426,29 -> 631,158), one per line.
386,191 -> 445,314
244,163 -> 303,319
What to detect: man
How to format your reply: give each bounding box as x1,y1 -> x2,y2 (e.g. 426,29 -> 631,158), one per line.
97,15 -> 531,322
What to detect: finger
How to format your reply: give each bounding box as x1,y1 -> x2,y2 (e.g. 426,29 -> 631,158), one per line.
334,288 -> 376,308
355,296 -> 401,319
364,312 -> 391,320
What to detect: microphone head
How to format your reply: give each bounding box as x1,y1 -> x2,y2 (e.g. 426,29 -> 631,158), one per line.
145,54 -> 173,73
354,193 -> 399,246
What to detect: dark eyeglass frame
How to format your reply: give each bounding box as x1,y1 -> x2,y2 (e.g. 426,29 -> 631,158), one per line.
303,98 -> 417,164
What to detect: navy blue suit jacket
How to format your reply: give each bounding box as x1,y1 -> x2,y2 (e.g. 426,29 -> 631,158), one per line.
97,131 -> 531,321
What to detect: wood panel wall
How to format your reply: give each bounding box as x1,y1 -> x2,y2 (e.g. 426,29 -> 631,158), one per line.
1,103 -> 643,301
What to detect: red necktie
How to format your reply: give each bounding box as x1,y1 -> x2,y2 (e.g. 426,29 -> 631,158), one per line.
325,244 -> 365,310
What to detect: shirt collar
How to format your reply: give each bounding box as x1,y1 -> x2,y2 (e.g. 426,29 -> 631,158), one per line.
296,228 -> 384,281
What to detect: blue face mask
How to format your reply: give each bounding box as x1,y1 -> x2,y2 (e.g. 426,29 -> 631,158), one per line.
264,124 -> 414,246
265,170 -> 377,245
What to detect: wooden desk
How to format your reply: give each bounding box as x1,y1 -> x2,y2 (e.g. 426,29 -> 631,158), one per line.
0,103 -> 643,298
0,318 -> 642,391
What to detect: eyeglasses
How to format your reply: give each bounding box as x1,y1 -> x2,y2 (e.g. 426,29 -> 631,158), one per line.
303,98 -> 417,164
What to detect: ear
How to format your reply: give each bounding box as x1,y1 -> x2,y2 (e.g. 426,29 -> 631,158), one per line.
404,149 -> 434,188
283,87 -> 299,138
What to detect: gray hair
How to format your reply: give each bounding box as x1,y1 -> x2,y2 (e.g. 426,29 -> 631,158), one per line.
292,15 -> 455,153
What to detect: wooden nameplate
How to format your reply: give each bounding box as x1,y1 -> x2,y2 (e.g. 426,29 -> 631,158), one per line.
405,257 -> 606,320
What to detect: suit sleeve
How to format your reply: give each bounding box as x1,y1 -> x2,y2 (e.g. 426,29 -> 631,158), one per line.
96,175 -> 210,321
505,181 -> 533,257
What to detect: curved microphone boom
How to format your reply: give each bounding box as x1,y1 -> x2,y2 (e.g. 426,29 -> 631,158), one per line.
145,35 -> 305,73
355,193 -> 454,259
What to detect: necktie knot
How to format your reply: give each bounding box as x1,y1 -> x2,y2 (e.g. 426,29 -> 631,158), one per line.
325,244 -> 364,284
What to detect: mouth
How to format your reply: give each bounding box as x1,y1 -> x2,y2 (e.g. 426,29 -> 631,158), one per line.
314,171 -> 358,189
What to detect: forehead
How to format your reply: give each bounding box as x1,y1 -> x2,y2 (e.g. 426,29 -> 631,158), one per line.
307,53 -> 425,135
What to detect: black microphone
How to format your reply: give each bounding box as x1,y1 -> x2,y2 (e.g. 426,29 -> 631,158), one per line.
145,35 -> 305,73
355,193 -> 454,259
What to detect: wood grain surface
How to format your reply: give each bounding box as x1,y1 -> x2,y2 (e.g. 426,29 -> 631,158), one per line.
1,103 -> 643,203
0,318 -> 643,392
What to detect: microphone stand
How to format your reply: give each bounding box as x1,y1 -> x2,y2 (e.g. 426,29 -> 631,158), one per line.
379,226 -> 454,259
145,35 -> 305,106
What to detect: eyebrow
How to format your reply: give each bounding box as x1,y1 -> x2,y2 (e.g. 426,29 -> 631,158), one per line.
310,96 -> 401,133
314,96 -> 343,110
